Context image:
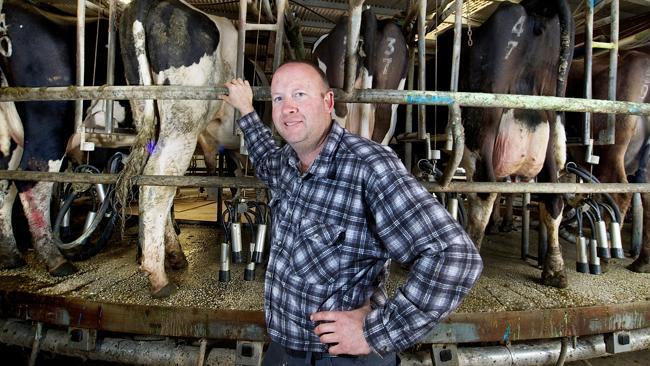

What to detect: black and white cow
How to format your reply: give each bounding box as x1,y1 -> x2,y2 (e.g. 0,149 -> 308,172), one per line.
118,0 -> 238,297
312,7 -> 408,144
0,1 -> 86,276
431,0 -> 574,287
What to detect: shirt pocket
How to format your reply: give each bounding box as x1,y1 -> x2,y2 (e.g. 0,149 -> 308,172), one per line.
290,218 -> 345,285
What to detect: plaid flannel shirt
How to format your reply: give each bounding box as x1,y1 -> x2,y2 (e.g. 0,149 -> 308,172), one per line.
238,112 -> 482,355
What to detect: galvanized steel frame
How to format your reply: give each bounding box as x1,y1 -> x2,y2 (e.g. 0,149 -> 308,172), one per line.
1,85 -> 649,115
4,170 -> 650,194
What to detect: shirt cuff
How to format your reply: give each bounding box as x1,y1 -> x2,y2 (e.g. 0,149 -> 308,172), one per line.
237,111 -> 258,129
363,308 -> 397,356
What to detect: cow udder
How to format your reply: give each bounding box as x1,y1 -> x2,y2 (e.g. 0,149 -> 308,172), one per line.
492,109 -> 549,179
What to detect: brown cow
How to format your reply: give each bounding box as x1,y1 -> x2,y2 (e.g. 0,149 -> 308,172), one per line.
430,0 -> 574,288
566,48 -> 650,273
312,7 -> 408,144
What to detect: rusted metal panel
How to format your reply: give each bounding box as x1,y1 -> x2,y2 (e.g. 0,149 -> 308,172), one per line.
0,291 -> 268,341
2,290 -> 648,344
426,301 -> 650,343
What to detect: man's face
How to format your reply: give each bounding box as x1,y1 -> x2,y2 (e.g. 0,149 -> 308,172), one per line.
271,63 -> 334,153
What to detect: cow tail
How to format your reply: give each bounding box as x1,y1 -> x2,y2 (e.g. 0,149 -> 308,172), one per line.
555,0 -> 574,98
115,2 -> 158,237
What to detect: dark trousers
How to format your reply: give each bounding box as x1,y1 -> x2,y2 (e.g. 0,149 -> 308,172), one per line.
262,341 -> 398,366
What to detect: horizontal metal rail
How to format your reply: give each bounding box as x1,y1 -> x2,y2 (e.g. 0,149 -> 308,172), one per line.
1,86 -> 649,115
1,288 -> 648,344
2,170 -> 650,194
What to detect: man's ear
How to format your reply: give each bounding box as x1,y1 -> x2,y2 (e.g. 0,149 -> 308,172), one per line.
324,90 -> 334,111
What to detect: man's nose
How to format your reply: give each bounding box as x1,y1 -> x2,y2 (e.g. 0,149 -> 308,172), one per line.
282,99 -> 298,113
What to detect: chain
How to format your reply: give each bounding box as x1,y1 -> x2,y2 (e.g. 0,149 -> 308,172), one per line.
466,0 -> 473,47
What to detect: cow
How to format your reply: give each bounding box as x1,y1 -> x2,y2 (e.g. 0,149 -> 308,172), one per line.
429,0 -> 574,287
0,1 -> 102,276
312,7 -> 408,144
117,0 -> 239,297
566,48 -> 650,274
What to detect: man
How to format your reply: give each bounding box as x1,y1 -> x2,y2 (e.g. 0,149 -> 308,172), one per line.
222,61 -> 482,365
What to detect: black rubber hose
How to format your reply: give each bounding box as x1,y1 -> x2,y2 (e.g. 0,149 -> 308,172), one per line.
585,198 -> 602,222
565,163 -> 622,223
582,210 -> 597,240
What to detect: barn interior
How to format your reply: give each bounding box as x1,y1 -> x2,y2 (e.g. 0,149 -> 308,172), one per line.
1,0 -> 650,365
29,1 -> 650,78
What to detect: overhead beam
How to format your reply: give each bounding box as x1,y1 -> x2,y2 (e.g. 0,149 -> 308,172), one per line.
290,0 -> 401,17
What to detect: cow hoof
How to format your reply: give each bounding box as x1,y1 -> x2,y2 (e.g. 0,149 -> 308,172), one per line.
541,270 -> 568,289
499,222 -> 516,233
49,261 -> 78,277
627,258 -> 650,273
0,256 -> 27,270
165,253 -> 188,271
151,283 -> 177,298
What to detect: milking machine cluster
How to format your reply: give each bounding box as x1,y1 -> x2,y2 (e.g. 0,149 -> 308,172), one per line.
562,162 -> 624,275
53,152 -> 126,260
219,196 -> 269,282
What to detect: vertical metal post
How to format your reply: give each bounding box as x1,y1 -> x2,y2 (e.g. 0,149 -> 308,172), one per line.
439,0 -> 465,187
104,0 -> 117,134
449,0 -> 463,92
604,0 -> 619,144
405,47 -> 416,173
521,192 -> 530,260
631,192 -> 643,257
28,322 -> 43,366
236,0 -> 247,79
271,0 -> 287,71
76,0 -> 89,150
344,1 -> 364,94
583,0 -> 593,147
416,0 -> 427,140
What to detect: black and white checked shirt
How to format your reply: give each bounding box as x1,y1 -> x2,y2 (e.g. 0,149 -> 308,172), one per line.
238,112 -> 482,355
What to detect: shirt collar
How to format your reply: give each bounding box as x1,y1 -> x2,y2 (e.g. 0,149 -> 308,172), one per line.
285,121 -> 344,178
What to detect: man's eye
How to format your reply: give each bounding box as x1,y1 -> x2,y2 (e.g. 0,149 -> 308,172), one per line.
295,92 -> 305,98
273,97 -> 282,103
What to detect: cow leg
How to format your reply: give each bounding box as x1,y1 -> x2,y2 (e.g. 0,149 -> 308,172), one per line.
628,192 -> 650,273
486,193 -> 503,234
164,212 -> 187,271
18,181 -> 77,276
139,183 -> 175,297
0,142 -> 25,269
539,197 -> 567,288
466,192 -> 498,249
139,134 -> 197,298
500,194 -> 516,232
464,149 -> 497,249
0,182 -> 26,269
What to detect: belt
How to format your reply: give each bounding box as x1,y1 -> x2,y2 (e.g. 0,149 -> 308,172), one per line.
284,348 -> 357,361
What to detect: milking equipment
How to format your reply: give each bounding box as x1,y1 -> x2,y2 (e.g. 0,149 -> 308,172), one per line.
54,152 -> 125,260
561,162 -> 626,273
574,210 -> 589,273
221,196 -> 270,281
586,199 -> 610,261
